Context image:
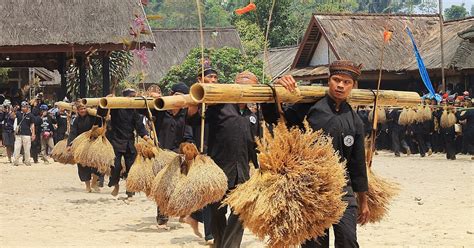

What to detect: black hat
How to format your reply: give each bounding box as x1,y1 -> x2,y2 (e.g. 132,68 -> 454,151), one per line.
171,83 -> 189,94
122,88 -> 137,97
198,66 -> 218,77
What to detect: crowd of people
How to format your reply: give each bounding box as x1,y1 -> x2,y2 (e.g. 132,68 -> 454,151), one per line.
0,60 -> 473,248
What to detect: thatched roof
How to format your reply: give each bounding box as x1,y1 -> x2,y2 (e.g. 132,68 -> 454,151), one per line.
134,28 -> 243,83
0,0 -> 154,52
261,46 -> 299,80
291,13 -> 474,78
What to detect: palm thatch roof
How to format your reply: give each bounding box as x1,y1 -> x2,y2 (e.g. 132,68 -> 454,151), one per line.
291,13 -> 474,79
261,46 -> 299,80
133,28 -> 243,84
0,0 -> 154,52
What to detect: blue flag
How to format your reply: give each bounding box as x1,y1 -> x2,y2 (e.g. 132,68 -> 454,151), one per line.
405,27 -> 441,103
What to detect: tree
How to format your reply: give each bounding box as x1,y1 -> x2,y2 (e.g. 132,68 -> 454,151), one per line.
417,0 -> 438,14
160,47 -> 267,92
444,4 -> 468,21
470,4 -> 474,16
234,19 -> 265,58
204,0 -> 231,27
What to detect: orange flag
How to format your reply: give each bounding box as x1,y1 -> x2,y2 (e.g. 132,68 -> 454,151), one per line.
383,29 -> 393,43
235,3 -> 257,15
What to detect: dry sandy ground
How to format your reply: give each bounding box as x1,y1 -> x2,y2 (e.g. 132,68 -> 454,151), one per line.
0,151 -> 472,248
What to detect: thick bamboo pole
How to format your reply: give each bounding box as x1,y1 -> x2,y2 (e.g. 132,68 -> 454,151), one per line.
99,97 -> 156,109
55,102 -> 97,116
80,98 -> 101,107
190,84 -> 421,107
154,95 -> 196,110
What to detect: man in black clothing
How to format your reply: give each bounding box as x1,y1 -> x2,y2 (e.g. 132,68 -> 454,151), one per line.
13,101 -> 36,166
67,103 -> 102,192
54,108 -> 69,143
458,104 -> 474,158
147,83 -> 194,228
262,60 -> 369,248
98,89 -> 150,196
187,68 -> 259,248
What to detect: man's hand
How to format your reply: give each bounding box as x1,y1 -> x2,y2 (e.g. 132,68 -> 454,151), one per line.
357,192 -> 370,225
275,75 -> 297,92
143,135 -> 151,141
31,134 -> 36,142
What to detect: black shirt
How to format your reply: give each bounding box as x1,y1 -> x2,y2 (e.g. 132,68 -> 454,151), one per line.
67,114 -> 101,146
97,108 -> 148,153
15,111 -> 34,136
188,104 -> 257,189
153,109 -> 194,152
263,95 -> 368,205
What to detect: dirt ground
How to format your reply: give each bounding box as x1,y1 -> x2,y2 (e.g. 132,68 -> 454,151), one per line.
0,150 -> 472,248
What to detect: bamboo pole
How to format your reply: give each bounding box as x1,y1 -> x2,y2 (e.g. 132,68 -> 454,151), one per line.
80,98 -> 101,107
154,94 -> 196,110
98,97 -> 157,109
190,84 -> 421,107
55,101 -> 97,116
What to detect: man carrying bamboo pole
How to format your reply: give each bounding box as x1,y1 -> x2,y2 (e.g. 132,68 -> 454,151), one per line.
186,68 -> 257,248
98,88 -> 150,197
263,60 -> 369,248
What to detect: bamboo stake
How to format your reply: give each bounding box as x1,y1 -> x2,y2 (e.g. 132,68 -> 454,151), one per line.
154,95 -> 196,111
99,97 -> 157,109
55,101 -> 97,116
190,84 -> 421,107
80,98 -> 101,107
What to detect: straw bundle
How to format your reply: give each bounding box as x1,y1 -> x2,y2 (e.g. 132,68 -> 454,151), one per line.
223,121 -> 347,248
51,139 -> 76,164
440,110 -> 457,128
71,126 -> 115,174
151,148 -> 177,176
364,138 -> 399,223
151,143 -> 227,217
398,107 -> 416,126
126,142 -> 156,196
368,107 -> 387,124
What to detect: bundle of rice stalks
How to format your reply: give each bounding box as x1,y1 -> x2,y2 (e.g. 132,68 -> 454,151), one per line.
151,147 -> 177,176
72,126 -> 115,174
51,139 -> 76,164
422,106 -> 432,122
364,138 -> 399,223
440,109 -> 457,128
368,107 -> 387,124
415,105 -> 433,123
151,143 -> 227,217
366,167 -> 400,223
126,142 -> 156,196
398,107 -> 416,126
223,121 -> 347,248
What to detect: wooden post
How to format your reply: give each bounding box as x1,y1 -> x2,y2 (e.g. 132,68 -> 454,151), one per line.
78,55 -> 87,98
102,52 -> 111,97
58,53 -> 67,101
439,0 -> 446,92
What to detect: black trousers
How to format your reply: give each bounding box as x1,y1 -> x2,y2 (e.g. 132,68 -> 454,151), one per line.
302,205 -> 359,248
77,164 -> 100,182
443,134 -> 456,160
108,149 -> 136,187
31,138 -> 41,162
414,133 -> 427,156
156,207 -> 169,225
191,205 -> 214,241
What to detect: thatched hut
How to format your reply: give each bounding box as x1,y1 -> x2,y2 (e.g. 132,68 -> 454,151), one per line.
287,13 -> 473,92
130,27 -> 243,86
0,0 -> 155,99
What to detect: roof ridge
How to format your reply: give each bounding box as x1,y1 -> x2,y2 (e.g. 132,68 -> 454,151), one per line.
151,27 -> 237,32
313,12 -> 439,18
444,16 -> 474,24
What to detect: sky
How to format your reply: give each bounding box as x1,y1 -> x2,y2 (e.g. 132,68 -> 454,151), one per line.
442,0 -> 473,12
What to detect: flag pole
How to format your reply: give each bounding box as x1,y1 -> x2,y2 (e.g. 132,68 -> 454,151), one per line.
438,0 -> 446,92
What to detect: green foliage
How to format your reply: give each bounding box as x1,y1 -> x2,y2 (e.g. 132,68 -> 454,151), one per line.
204,0 -> 231,27
0,68 -> 10,85
160,47 -> 267,92
444,4 -> 468,21
66,51 -> 133,98
417,0 -> 438,14
234,19 -> 265,58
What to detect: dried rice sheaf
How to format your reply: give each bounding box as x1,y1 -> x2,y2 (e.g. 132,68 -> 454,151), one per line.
440,110 -> 457,128
415,105 -> 433,123
223,121 -> 347,248
398,107 -> 416,126
151,143 -> 227,217
51,139 -> 76,164
126,140 -> 176,197
368,107 -> 387,124
366,167 -> 400,223
72,126 -> 114,174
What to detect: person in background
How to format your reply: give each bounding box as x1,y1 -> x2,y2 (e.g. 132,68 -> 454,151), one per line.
39,104 -> 55,163
1,101 -> 16,163
54,107 -> 69,144
12,101 -> 35,166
